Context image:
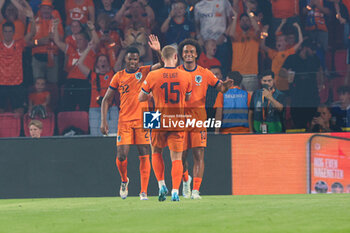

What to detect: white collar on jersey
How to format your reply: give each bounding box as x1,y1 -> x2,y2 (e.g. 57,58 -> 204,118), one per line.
3,40 -> 14,48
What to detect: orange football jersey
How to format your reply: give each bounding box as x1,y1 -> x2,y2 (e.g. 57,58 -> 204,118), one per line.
142,67 -> 192,111
110,66 -> 151,123
178,64 -> 219,121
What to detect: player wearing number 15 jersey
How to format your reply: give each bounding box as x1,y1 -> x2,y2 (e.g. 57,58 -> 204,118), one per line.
139,45 -> 192,202
101,35 -> 162,201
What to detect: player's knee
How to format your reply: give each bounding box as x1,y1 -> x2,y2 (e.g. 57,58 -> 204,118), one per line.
117,148 -> 128,161
117,153 -> 127,161
193,148 -> 205,162
137,145 -> 150,155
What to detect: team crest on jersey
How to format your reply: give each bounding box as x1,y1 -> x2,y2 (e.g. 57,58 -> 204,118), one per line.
104,75 -> 109,80
195,75 -> 202,84
135,72 -> 142,80
117,135 -> 121,142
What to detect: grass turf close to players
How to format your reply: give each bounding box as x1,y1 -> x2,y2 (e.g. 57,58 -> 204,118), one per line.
0,194 -> 349,233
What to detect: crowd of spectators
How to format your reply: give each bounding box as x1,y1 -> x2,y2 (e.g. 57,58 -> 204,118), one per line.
1,0 -> 350,136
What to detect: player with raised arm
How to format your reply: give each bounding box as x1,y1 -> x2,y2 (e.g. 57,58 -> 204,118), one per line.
177,38 -> 233,199
139,45 -> 192,202
100,35 -> 162,200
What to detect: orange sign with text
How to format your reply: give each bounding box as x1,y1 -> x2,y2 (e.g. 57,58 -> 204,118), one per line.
231,133 -> 350,195
309,135 -> 350,194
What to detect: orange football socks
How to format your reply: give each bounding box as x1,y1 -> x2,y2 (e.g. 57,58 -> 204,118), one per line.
193,177 -> 202,191
116,157 -> 128,183
152,153 -> 165,182
139,155 -> 151,194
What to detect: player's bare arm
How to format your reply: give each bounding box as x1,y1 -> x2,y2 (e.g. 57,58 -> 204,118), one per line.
185,92 -> 191,101
216,79 -> 234,93
100,88 -> 115,135
148,34 -> 163,70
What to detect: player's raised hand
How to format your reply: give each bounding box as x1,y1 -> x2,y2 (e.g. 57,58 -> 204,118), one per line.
148,34 -> 161,52
100,121 -> 109,135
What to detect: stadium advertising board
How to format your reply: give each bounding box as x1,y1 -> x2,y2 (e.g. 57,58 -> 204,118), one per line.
231,133 -> 350,195
308,135 -> 350,194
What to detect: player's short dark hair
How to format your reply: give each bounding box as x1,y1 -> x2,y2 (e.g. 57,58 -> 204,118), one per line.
240,13 -> 249,20
258,70 -> 275,80
162,45 -> 177,60
126,46 -> 140,55
2,21 -> 15,32
227,71 -> 243,86
177,38 -> 202,60
337,85 -> 350,94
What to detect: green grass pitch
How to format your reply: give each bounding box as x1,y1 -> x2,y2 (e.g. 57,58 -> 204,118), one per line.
0,194 -> 349,233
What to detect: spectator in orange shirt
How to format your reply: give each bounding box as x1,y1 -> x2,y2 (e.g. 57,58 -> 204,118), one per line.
29,119 -> 43,138
96,13 -> 121,69
65,20 -> 83,50
260,21 -> 303,93
0,7 -> 36,116
29,0 -> 64,84
77,42 -> 119,136
226,9 -> 260,92
197,39 -> 221,69
0,0 -> 28,41
53,19 -> 99,112
28,77 -> 50,119
65,0 -> 95,33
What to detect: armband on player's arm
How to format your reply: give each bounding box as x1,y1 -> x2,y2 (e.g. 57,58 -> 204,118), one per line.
139,88 -> 150,102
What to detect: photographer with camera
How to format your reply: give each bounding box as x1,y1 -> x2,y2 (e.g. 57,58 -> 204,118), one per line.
77,42 -> 119,136
308,104 -> 342,133
248,70 -> 285,133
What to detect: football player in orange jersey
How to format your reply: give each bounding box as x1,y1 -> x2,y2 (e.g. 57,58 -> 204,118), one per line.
139,45 -> 192,202
100,35 -> 162,200
177,38 -> 233,199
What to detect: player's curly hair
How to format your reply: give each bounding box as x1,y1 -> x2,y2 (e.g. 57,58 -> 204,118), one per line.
177,38 -> 202,61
